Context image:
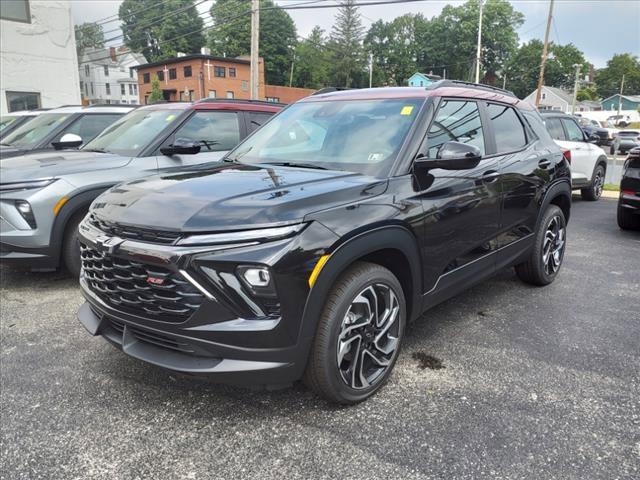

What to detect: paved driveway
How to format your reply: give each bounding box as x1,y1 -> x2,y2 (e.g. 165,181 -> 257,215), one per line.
1,198 -> 639,480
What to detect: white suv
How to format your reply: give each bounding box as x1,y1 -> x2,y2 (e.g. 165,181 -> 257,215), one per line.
541,112 -> 608,201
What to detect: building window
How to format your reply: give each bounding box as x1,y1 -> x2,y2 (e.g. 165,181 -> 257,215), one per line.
0,0 -> 30,23
541,92 -> 546,100
229,67 -> 236,78
169,68 -> 177,80
85,65 -> 90,76
85,83 -> 89,96
208,90 -> 216,98
128,84 -> 133,95
157,70 -> 164,81
215,66 -> 226,78
6,91 -> 40,112
133,84 -> 137,94
180,90 -> 194,102
266,97 -> 280,103
106,100 -> 111,104
184,66 -> 192,77
91,83 -> 94,95
143,73 -> 150,83
105,83 -> 111,95
241,80 -> 248,92
120,84 -> 125,95
226,91 -> 234,99
129,69 -> 134,78
104,65 -> 109,76
144,95 -> 149,105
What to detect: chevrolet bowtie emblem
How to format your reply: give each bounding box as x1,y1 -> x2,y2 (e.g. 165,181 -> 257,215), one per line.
95,235 -> 124,254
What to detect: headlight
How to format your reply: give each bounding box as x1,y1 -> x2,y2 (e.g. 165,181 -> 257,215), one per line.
177,224 -> 306,246
0,178 -> 56,192
15,200 -> 37,229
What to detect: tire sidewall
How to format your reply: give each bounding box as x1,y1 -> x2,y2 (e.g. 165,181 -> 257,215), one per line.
535,206 -> 567,284
63,212 -> 84,277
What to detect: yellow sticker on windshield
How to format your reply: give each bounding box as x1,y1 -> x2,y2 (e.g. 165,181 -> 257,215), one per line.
165,114 -> 176,122
400,106 -> 414,116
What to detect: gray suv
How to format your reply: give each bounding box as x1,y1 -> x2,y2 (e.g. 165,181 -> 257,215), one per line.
0,100 -> 282,275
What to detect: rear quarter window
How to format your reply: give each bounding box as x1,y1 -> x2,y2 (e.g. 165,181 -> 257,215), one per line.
486,103 -> 527,152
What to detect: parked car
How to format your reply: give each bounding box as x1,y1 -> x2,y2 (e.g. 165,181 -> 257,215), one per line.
607,114 -> 632,128
575,116 -> 609,146
610,130 -> 640,155
0,109 -> 48,140
0,99 -> 282,275
0,105 -> 132,159
617,147 -> 640,230
541,111 -> 608,200
76,81 -> 571,404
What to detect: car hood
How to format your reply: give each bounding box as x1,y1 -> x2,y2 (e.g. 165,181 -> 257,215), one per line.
0,150 -> 132,184
91,162 -> 387,232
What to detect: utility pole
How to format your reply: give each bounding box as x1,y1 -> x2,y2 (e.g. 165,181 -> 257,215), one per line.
369,52 -> 373,88
571,63 -> 582,115
289,54 -> 295,87
250,0 -> 260,100
617,74 -> 625,116
535,0 -> 554,107
474,0 -> 484,83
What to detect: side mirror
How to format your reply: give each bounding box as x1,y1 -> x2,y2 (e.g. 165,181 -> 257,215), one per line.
160,138 -> 201,156
587,134 -> 600,143
52,133 -> 83,150
415,141 -> 482,171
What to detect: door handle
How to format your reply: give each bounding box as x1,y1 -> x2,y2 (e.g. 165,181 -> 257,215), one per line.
538,159 -> 551,169
482,170 -> 499,182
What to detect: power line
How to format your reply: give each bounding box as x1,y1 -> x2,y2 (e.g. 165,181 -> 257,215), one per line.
90,0 -> 181,26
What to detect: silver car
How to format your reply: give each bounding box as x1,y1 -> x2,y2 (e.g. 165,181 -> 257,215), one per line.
0,100 -> 282,274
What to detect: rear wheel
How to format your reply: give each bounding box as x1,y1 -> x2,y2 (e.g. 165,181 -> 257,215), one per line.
581,165 -> 605,201
303,262 -> 405,404
617,204 -> 640,230
516,205 -> 566,286
62,210 -> 86,277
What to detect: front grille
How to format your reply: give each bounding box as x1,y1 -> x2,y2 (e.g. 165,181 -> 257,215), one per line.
81,244 -> 204,322
88,213 -> 181,245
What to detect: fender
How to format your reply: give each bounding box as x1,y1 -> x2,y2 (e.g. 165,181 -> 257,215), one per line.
298,224 -> 423,342
48,185 -> 115,265
536,179 -> 571,230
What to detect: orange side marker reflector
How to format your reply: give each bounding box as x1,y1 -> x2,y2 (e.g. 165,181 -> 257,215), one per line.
53,196 -> 69,216
308,254 -> 329,288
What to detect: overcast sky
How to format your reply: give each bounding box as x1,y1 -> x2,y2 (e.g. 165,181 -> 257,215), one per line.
70,0 -> 640,68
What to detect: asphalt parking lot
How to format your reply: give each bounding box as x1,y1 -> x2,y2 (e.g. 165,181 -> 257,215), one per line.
1,198 -> 639,480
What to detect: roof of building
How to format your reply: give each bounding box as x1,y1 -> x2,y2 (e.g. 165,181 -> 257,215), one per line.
81,48 -> 146,66
133,54 -> 251,70
410,72 -> 442,81
541,86 -> 573,104
601,93 -> 640,103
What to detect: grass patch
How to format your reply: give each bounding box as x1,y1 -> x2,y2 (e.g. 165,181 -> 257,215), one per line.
603,183 -> 620,192
627,122 -> 640,129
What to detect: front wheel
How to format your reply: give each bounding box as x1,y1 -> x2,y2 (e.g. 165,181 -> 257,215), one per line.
581,165 -> 605,201
303,262 -> 406,404
516,205 -> 567,286
62,210 -> 86,277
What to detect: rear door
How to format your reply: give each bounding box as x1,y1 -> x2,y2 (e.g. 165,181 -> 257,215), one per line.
156,110 -> 244,168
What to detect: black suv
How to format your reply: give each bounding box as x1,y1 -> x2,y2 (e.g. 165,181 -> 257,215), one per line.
77,82 -> 571,403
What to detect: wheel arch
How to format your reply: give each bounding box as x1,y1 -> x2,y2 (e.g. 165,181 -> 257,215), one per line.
539,180 -> 572,227
299,225 -> 423,342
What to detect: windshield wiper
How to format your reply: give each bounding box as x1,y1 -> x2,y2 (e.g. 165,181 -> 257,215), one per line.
0,142 -> 12,146
265,161 -> 328,170
82,148 -> 109,153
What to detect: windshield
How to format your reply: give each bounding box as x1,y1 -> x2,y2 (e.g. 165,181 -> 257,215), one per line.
2,113 -> 70,148
227,98 -> 423,176
83,109 -> 182,156
0,115 -> 20,133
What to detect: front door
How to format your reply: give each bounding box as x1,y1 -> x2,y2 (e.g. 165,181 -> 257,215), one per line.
414,98 -> 502,305
156,110 -> 244,170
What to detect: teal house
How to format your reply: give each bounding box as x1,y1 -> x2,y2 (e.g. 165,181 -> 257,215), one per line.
600,94 -> 640,111
407,72 -> 441,87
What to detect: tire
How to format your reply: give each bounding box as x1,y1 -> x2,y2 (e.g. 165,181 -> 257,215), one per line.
617,204 -> 640,230
303,261 -> 406,404
516,205 -> 567,286
581,164 -> 605,201
62,210 -> 86,277
610,145 -> 615,155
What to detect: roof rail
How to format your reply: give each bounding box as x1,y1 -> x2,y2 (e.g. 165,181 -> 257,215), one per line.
427,80 -> 516,98
312,87 -> 355,95
195,98 -> 285,107
84,103 -> 134,108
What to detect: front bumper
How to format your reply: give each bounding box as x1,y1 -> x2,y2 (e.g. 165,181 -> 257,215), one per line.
76,217 -> 338,385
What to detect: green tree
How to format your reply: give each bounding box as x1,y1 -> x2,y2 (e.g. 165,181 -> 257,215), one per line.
148,75 -> 164,103
419,0 -> 524,82
292,27 -> 331,89
364,14 -> 428,86
577,85 -> 598,101
504,40 -> 588,99
119,0 -> 204,62
75,22 -> 105,58
329,0 -> 365,87
207,0 -> 297,85
595,53 -> 640,99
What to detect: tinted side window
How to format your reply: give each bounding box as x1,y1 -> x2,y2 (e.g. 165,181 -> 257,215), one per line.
426,100 -> 485,158
545,117 -> 565,141
486,104 -> 527,153
247,112 -> 273,133
561,119 -> 585,142
172,111 -> 240,151
62,114 -> 122,143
